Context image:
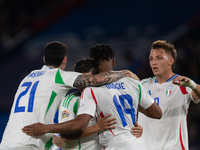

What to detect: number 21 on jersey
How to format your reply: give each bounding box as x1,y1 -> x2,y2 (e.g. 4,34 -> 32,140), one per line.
14,81 -> 39,113
113,94 -> 136,127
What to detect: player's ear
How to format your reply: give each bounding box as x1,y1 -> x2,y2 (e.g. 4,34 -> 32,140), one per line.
62,56 -> 67,65
43,56 -> 45,63
169,57 -> 174,66
112,58 -> 115,67
65,56 -> 67,63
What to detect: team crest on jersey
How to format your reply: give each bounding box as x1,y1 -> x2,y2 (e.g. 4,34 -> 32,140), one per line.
166,85 -> 173,96
62,110 -> 70,119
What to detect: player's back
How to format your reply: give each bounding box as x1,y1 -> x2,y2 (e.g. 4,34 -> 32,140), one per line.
89,77 -> 151,149
0,66 -> 79,150
92,77 -> 139,131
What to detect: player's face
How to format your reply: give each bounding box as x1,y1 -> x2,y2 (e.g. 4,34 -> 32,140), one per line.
149,48 -> 173,77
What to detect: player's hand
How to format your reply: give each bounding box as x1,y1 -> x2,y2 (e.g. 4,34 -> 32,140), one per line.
130,121 -> 143,138
96,113 -> 117,132
126,70 -> 140,81
172,75 -> 196,89
21,123 -> 45,136
172,75 -> 190,86
53,134 -> 65,148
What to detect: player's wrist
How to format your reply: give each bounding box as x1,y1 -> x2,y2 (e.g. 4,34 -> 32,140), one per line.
94,123 -> 101,132
44,124 -> 52,133
189,80 -> 197,90
180,79 -> 196,90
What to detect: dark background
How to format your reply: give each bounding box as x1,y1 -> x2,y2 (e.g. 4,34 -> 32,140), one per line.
0,0 -> 200,149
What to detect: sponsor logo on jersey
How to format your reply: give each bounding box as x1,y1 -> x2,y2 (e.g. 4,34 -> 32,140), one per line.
105,82 -> 125,89
62,110 -> 70,119
166,85 -> 173,96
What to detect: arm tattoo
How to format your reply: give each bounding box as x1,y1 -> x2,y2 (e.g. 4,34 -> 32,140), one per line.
73,70 -> 129,88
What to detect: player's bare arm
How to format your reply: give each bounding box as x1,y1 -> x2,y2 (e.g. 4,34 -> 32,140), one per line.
61,113 -> 117,141
73,70 -> 139,88
172,75 -> 200,99
22,114 -> 91,136
138,105 -> 152,118
130,121 -> 143,138
22,114 -> 117,136
138,103 -> 162,119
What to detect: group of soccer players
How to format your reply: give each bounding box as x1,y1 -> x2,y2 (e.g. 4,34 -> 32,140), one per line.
0,40 -> 200,150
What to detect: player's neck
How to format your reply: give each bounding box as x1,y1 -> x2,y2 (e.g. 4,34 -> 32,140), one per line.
46,65 -> 65,71
46,65 -> 55,69
78,88 -> 84,93
156,71 -> 175,84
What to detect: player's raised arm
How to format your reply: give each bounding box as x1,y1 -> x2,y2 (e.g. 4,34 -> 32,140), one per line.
73,70 -> 139,88
172,75 -> 200,100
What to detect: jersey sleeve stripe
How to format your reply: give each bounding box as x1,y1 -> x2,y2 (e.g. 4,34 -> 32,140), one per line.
137,83 -> 142,103
63,94 -> 73,107
66,95 -> 75,108
55,69 -> 65,85
90,88 -> 97,105
179,86 -> 188,95
73,99 -> 79,115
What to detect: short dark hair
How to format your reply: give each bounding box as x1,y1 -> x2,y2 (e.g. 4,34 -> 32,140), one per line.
89,44 -> 115,66
44,41 -> 67,67
74,59 -> 98,75
151,40 -> 177,68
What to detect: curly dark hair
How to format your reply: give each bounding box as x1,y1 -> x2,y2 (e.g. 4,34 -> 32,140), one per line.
89,44 -> 115,66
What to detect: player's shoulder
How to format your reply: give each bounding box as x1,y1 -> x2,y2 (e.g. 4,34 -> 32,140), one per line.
118,76 -> 138,81
66,91 -> 81,99
113,77 -> 141,89
141,76 -> 156,85
25,68 -> 45,77
58,68 -> 81,75
121,77 -> 141,84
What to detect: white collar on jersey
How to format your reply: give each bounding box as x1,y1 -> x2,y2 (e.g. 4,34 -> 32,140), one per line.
41,65 -> 53,70
155,74 -> 178,83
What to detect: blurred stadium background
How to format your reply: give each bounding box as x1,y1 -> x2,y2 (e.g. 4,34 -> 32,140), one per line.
0,0 -> 200,149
